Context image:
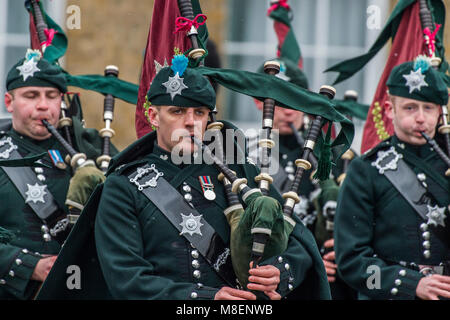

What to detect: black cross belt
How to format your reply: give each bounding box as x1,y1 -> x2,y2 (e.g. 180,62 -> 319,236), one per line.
0,138 -> 60,221
378,149 -> 449,250
128,164 -> 237,287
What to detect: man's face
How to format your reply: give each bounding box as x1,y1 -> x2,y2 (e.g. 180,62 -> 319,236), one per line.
254,99 -> 304,135
149,105 -> 210,154
5,86 -> 62,140
273,106 -> 304,135
386,95 -> 441,145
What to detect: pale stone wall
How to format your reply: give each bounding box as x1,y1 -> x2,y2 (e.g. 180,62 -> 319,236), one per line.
65,0 -> 226,151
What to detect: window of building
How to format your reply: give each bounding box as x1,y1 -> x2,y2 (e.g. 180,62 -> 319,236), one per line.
223,0 -> 389,152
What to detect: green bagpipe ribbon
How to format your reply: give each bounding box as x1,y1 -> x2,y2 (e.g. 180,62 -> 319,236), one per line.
314,123 -> 333,181
65,73 -> 139,105
197,66 -> 355,180
325,0 -> 449,86
332,99 -> 370,120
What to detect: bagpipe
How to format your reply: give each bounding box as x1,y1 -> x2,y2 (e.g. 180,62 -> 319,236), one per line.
418,0 -> 450,159
38,64 -> 121,231
174,0 -> 355,289
28,1 -> 125,232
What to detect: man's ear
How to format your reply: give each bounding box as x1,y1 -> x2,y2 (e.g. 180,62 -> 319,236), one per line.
5,92 -> 13,114
148,106 -> 159,129
385,97 -> 394,120
253,98 -> 263,111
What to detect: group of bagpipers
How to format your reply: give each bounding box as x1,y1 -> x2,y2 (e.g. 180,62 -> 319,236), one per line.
0,0 -> 449,301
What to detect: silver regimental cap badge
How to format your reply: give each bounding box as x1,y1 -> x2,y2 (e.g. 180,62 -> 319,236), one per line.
403,68 -> 428,93
17,59 -> 41,81
426,204 -> 446,227
371,146 -> 403,174
0,137 -> 18,159
180,213 -> 204,236
154,59 -> 169,75
25,183 -> 47,204
162,73 -> 188,100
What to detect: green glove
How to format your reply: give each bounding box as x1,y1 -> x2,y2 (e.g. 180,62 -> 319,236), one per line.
65,164 -> 105,211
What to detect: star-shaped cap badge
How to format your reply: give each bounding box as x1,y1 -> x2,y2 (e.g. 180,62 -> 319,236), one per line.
154,58 -> 169,75
17,59 -> 40,81
162,73 -> 188,101
403,68 -> 428,93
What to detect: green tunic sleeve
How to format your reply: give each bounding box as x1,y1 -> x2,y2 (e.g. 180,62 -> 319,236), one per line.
0,244 -> 41,299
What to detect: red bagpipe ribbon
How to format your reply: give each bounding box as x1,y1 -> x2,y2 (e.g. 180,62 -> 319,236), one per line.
174,14 -> 207,33
267,0 -> 290,16
423,23 -> 441,56
40,28 -> 57,47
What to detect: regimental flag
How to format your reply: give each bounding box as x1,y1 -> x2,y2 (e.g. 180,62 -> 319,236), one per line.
325,0 -> 448,154
135,0 -> 208,139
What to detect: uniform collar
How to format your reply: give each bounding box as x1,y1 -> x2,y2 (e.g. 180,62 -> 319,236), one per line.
153,143 -> 171,161
9,128 -> 57,152
391,135 -> 433,159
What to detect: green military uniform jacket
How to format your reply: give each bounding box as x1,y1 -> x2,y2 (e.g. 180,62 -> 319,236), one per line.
335,135 -> 450,300
37,123 -> 331,300
0,118 -> 116,300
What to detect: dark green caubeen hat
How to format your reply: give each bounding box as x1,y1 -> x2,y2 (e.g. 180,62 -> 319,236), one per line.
387,55 -> 448,106
6,49 -> 67,93
146,54 -> 216,110
257,57 -> 309,89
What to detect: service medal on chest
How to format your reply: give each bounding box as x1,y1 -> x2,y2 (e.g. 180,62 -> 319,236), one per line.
25,183 -> 47,204
198,176 -> 216,201
180,213 -> 204,236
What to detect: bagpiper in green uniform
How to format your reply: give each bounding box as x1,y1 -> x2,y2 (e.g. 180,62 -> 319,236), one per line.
37,54 -> 331,300
335,55 -> 450,300
250,57 -> 319,229
0,50 -> 116,300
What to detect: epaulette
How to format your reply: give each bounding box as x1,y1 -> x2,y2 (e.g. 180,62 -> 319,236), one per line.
106,131 -> 156,176
0,118 -> 12,135
361,137 -> 393,160
112,158 -> 149,177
